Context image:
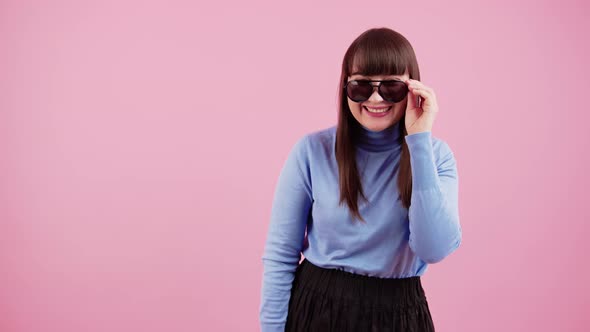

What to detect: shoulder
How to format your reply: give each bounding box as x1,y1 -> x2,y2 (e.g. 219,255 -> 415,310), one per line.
279,126 -> 335,182
281,125 -> 335,169
292,125 -> 336,156
307,125 -> 336,148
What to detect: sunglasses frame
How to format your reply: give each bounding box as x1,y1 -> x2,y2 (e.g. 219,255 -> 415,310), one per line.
343,79 -> 409,103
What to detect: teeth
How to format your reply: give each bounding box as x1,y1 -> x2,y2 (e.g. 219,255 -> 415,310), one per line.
365,107 -> 390,113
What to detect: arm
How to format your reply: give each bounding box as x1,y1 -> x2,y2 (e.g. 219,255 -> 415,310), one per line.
260,135 -> 312,332
404,131 -> 462,264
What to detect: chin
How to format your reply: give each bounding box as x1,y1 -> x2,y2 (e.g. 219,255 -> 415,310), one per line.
363,122 -> 389,132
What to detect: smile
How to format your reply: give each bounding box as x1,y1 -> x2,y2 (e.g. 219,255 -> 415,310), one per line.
363,106 -> 392,113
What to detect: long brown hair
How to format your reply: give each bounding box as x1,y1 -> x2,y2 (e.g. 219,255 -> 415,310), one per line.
336,27 -> 421,223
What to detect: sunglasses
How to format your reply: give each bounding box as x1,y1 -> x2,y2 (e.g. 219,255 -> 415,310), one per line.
344,79 -> 409,103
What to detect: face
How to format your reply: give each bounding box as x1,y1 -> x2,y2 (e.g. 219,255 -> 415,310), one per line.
346,70 -> 410,132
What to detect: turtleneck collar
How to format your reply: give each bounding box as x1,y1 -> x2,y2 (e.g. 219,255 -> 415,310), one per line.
356,121 -> 403,152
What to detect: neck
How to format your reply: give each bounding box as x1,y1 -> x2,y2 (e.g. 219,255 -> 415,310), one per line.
356,121 -> 403,152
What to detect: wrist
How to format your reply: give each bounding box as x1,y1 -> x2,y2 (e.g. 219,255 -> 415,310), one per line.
406,129 -> 431,136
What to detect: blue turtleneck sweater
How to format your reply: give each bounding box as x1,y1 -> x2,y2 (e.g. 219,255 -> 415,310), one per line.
259,120 -> 462,332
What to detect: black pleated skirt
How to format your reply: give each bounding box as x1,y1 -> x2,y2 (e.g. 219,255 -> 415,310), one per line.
285,258 -> 435,332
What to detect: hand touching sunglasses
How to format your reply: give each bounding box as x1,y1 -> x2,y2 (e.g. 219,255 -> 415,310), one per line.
345,78 -> 439,135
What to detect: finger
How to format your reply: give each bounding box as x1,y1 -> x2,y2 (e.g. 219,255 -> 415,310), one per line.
406,89 -> 417,110
408,88 -> 437,112
407,80 -> 434,94
406,78 -> 426,87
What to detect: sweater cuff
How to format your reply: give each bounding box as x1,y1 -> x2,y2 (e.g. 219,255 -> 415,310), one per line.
261,322 -> 285,332
404,131 -> 439,190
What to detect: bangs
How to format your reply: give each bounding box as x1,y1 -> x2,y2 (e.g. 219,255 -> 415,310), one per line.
348,40 -> 410,77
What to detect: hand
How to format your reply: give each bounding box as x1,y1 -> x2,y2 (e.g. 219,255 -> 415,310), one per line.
403,78 -> 439,135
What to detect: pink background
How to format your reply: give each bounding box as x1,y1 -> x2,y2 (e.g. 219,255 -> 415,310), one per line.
1,0 -> 588,331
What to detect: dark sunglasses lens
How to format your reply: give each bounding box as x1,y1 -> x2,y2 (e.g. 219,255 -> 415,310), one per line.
380,81 -> 408,102
346,81 -> 373,102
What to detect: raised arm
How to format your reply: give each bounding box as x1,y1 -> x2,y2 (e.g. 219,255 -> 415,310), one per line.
404,131 -> 462,264
260,135 -> 312,332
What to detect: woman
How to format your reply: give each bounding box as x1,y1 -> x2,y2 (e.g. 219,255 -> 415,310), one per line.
260,27 -> 462,332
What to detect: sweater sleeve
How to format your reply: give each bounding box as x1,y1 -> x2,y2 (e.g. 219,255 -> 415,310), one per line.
404,131 -> 462,264
259,135 -> 312,332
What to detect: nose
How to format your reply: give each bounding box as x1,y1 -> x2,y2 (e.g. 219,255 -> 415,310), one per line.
367,83 -> 384,102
